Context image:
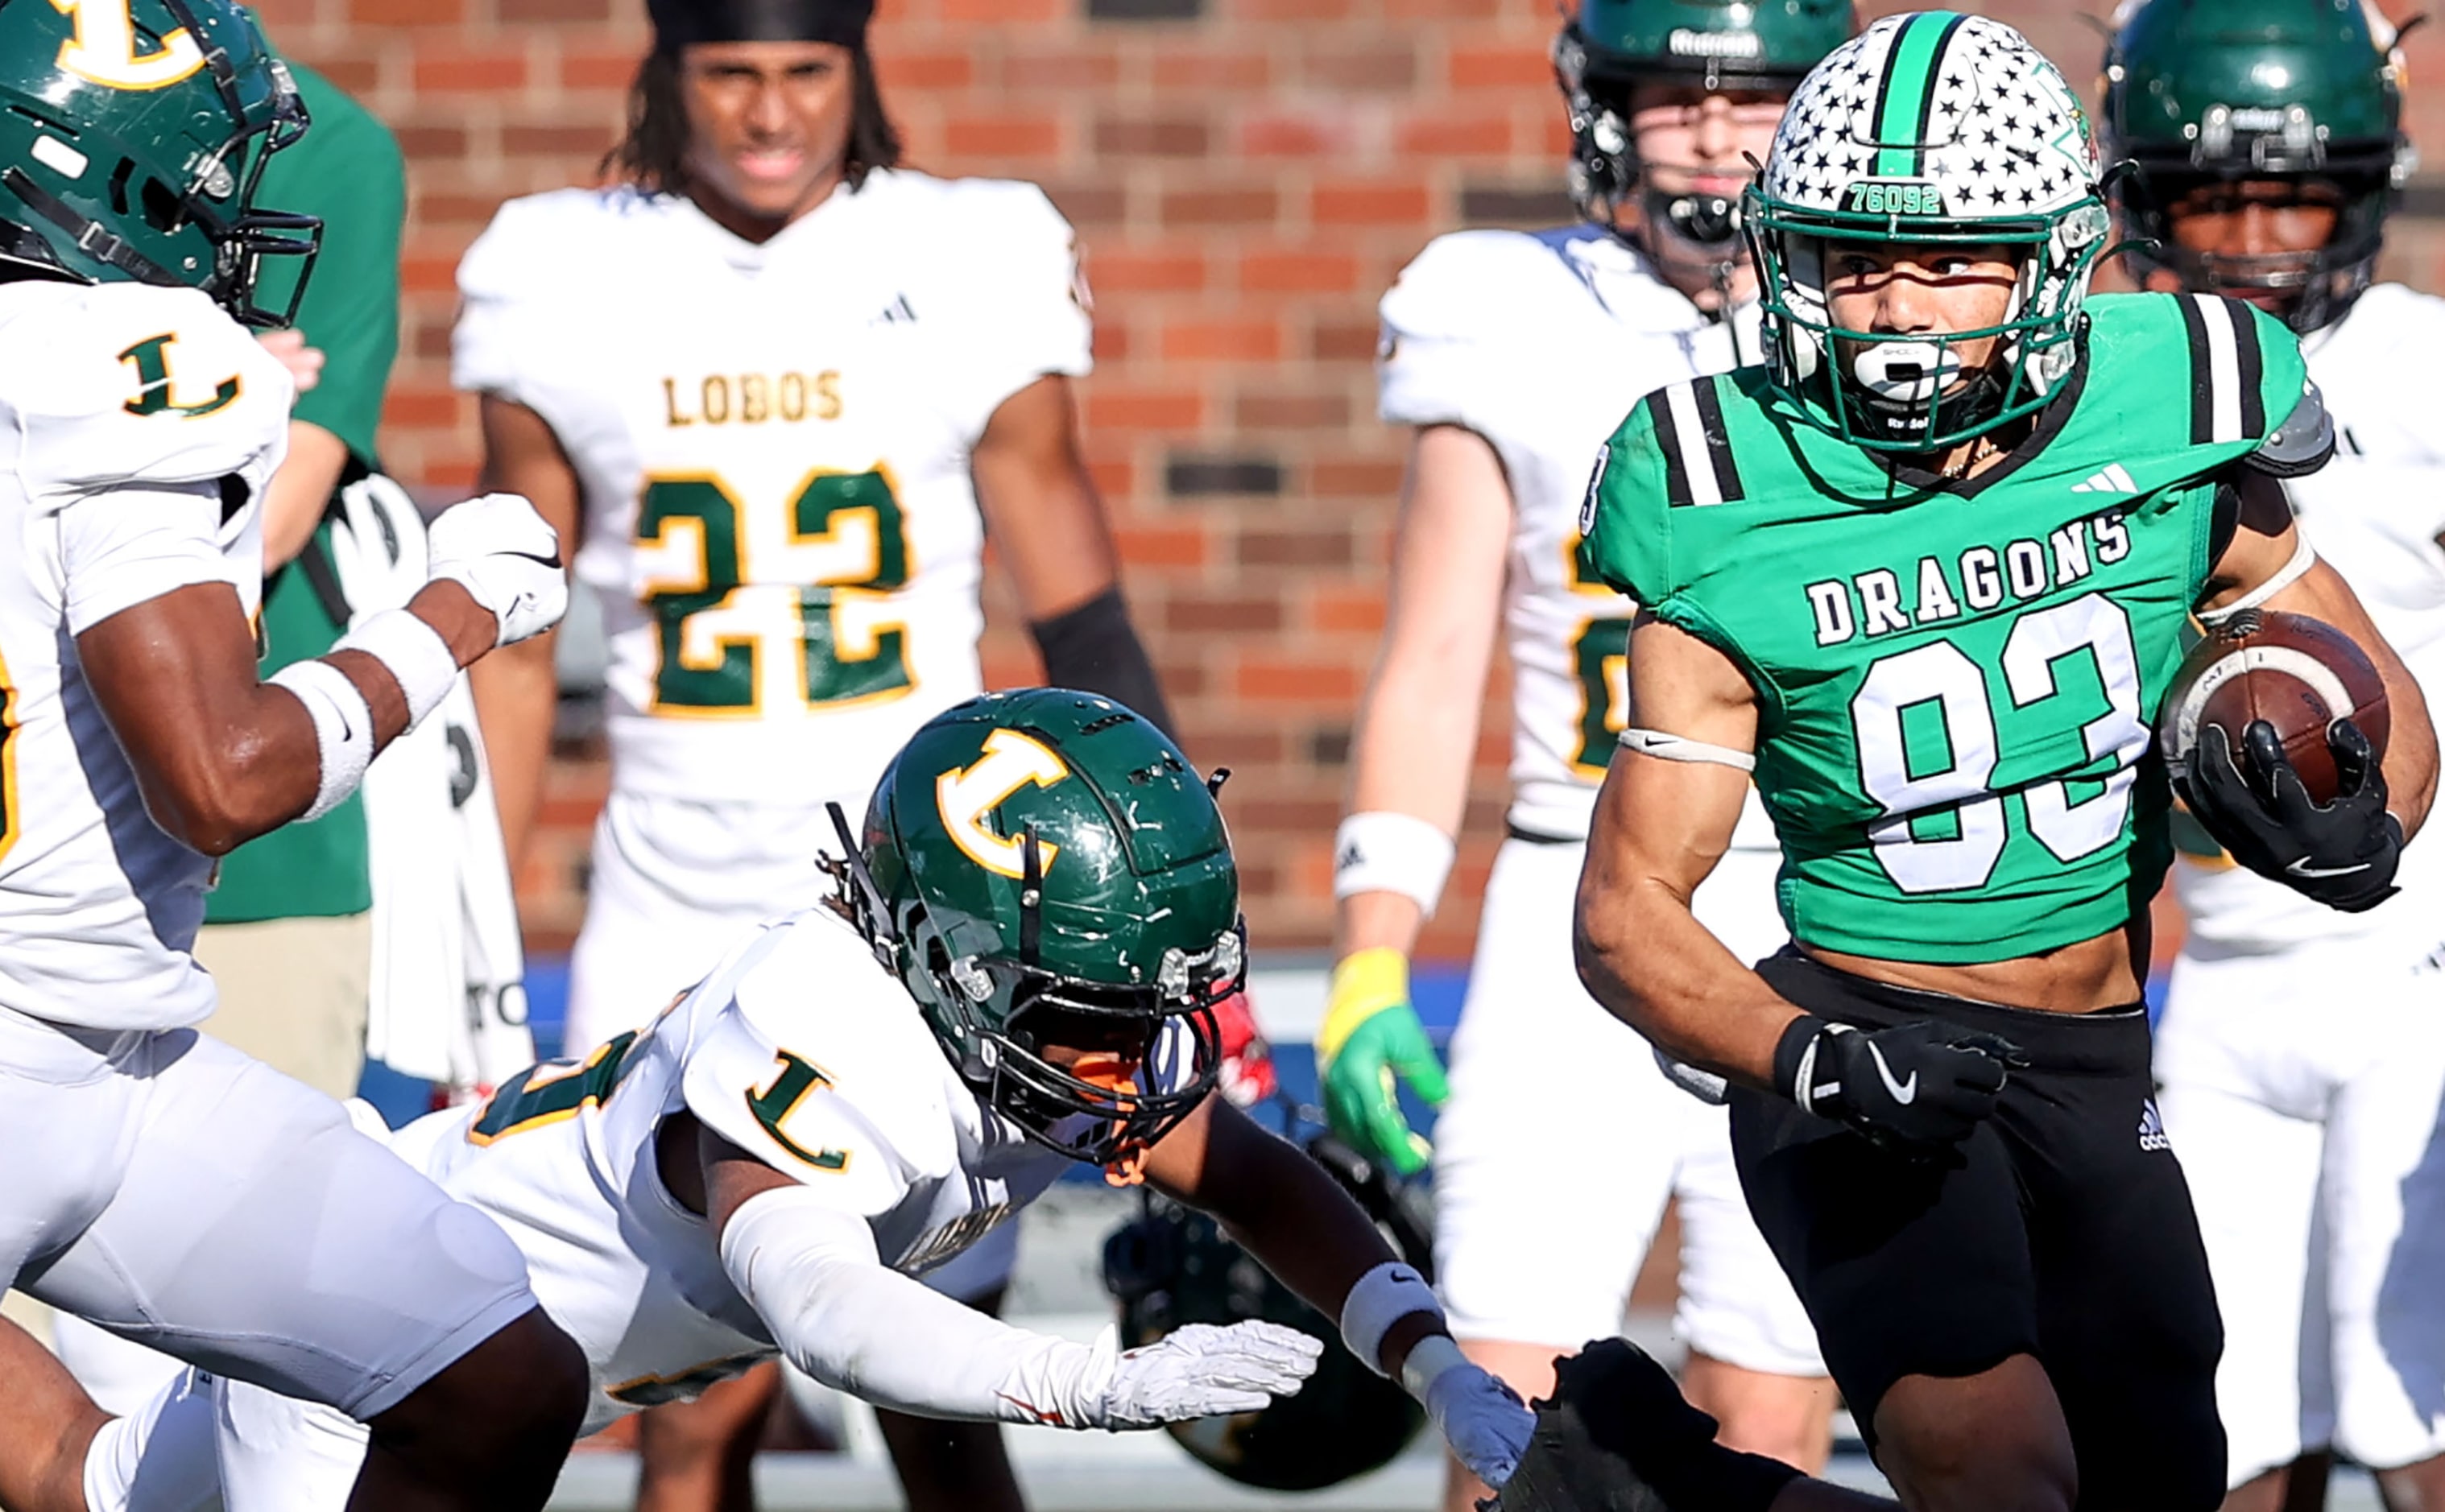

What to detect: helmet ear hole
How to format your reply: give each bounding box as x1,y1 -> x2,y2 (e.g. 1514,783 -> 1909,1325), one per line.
138,176 -> 184,234
106,159 -> 134,219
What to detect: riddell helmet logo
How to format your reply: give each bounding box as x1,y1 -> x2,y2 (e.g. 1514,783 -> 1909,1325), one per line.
1669,27 -> 1761,58
1844,180 -> 1948,216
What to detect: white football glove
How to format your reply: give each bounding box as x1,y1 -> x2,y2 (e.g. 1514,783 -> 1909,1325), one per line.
425,493 -> 568,648
1421,1357 -> 1534,1488
1090,1321 -> 1323,1429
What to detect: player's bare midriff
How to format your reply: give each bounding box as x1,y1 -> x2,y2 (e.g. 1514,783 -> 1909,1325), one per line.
1805,917 -> 2149,1016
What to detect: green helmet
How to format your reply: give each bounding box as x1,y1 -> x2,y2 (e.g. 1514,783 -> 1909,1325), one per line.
2101,0 -> 2413,333
0,0 -> 319,326
1746,11 -> 2112,452
836,689 -> 1243,1165
1554,0 -> 1853,251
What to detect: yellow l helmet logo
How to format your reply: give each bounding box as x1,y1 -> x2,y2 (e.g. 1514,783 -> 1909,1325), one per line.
936,729 -> 1070,878
50,0 -> 205,90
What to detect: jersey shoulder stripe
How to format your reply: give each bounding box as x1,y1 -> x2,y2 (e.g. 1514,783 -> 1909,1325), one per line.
1644,378 -> 1746,509
2176,292 -> 2269,446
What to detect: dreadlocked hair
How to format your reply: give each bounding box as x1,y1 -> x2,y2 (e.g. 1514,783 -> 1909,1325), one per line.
602,45 -> 904,196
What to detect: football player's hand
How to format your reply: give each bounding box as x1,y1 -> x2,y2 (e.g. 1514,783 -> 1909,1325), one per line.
1777,1016 -> 2023,1155
424,493 -> 569,651
1090,1321 -> 1323,1429
255,328 -> 325,393
1318,948 -> 1447,1176
1418,1357 -> 1533,1488
2180,718 -> 2402,913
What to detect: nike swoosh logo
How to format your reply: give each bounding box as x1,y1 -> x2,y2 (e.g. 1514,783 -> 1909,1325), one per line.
1865,1041 -> 1918,1105
2287,857 -> 2371,879
507,550 -> 564,569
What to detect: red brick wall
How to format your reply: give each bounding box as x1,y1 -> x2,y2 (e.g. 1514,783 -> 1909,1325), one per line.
243,0 -> 2445,956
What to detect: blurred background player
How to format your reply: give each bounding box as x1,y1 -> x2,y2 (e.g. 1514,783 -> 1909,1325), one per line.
2105,3 -> 2445,1508
1322,2 -> 1847,1503
0,0 -> 594,1501
451,0 -> 1180,1503
1573,12 -> 2435,1508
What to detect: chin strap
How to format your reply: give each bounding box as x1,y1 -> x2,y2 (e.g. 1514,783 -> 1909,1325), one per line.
820,801 -> 900,969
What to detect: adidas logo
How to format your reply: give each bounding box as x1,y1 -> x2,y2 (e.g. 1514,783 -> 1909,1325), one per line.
2071,463 -> 2137,496
2138,1097 -> 2171,1153
872,293 -> 918,324
1334,841 -> 1364,873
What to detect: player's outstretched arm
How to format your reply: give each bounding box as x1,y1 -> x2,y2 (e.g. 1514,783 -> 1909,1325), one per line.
695,1122 -> 1318,1431
1138,1090 -> 1533,1487
78,490 -> 565,856
468,395 -> 581,872
971,373 -> 1177,735
1320,424 -> 1510,1174
1574,614 -> 1795,1088
2201,469 -> 2439,841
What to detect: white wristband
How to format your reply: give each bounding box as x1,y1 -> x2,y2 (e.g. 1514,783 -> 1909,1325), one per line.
267,658 -> 375,821
335,607 -> 459,730
2198,534 -> 2318,626
1333,812 -> 1456,916
1338,1260 -> 1442,1378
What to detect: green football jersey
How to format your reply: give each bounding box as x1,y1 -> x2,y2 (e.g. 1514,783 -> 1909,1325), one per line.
1579,291 -> 2314,963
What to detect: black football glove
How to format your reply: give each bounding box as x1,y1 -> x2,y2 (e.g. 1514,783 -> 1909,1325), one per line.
1773,1016 -> 2022,1156
2178,718 -> 2402,914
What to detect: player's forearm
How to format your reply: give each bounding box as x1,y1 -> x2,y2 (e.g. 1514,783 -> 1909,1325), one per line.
1334,650 -> 1484,956
721,1188 -> 1127,1427
1574,870 -> 1799,1091
469,629 -> 557,871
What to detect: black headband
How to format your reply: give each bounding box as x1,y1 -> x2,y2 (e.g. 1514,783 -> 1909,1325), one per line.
648,0 -> 872,50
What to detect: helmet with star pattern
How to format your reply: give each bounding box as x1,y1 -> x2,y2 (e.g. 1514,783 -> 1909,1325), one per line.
1744,10 -> 2112,451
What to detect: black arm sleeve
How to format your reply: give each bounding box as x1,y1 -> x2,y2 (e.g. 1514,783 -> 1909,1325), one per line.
1029,588 -> 1177,739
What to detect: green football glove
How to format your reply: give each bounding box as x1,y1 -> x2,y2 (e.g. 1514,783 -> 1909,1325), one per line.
1317,948 -> 1450,1176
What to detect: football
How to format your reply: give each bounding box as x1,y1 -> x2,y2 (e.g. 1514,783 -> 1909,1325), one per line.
2157,609 -> 2390,805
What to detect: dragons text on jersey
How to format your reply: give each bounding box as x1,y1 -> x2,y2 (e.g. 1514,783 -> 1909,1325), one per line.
1804,510 -> 2135,646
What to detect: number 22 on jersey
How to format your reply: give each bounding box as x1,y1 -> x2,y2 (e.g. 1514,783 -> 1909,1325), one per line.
635,467 -> 915,717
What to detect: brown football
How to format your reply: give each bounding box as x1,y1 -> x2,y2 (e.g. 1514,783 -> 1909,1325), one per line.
2157,609 -> 2390,805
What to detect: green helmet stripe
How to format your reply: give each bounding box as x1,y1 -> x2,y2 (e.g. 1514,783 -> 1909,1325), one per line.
1872,10 -> 1967,178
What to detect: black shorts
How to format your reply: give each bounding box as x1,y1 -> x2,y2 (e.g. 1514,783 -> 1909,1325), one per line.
1728,951 -> 2224,1510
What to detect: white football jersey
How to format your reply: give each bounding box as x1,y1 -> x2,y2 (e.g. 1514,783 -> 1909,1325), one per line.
387,907 -> 1079,1433
0,282 -> 284,1030
1377,227 -> 1775,846
2174,283 -> 2445,950
453,171 -> 1091,814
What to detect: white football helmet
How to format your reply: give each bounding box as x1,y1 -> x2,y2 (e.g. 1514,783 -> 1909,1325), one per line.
1744,11 -> 2113,451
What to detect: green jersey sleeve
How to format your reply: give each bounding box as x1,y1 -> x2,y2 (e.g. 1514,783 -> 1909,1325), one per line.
1574,388 -> 1679,608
